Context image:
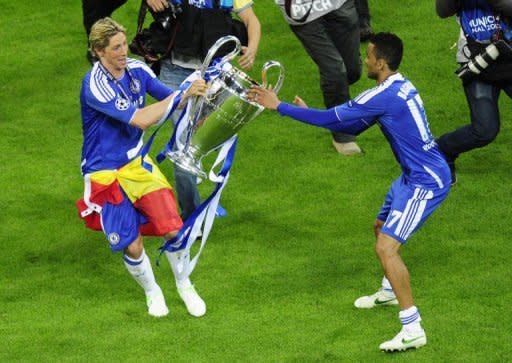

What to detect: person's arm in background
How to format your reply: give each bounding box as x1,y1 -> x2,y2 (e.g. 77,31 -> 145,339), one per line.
237,6 -> 261,70
146,0 -> 169,12
436,0 -> 461,18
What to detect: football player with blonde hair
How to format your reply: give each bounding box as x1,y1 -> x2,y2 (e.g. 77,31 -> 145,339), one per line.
77,17 -> 208,318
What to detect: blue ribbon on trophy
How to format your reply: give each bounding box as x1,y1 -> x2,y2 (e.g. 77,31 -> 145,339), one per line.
158,136 -> 237,280
156,35 -> 285,280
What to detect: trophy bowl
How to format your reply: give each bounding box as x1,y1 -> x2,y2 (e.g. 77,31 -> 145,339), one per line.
167,36 -> 284,179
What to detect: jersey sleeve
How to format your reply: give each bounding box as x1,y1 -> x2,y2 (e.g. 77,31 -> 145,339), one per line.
84,77 -> 137,124
142,65 -> 173,101
334,88 -> 387,125
146,76 -> 174,101
277,102 -> 376,135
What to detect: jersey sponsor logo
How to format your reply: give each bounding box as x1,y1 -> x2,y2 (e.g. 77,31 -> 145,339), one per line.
422,139 -> 436,152
108,232 -> 120,245
115,97 -> 130,111
468,15 -> 499,34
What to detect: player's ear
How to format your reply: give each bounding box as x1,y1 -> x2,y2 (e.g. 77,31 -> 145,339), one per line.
377,58 -> 386,71
94,47 -> 104,59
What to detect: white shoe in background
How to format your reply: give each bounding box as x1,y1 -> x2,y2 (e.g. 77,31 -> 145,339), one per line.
354,289 -> 398,309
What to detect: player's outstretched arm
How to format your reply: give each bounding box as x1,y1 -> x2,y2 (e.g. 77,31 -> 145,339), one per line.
248,85 -> 343,131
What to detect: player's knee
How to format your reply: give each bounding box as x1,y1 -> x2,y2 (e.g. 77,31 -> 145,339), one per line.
374,241 -> 384,258
374,238 -> 395,259
124,235 -> 144,259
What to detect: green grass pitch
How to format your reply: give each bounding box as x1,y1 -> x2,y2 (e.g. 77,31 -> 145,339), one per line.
1,0 -> 511,361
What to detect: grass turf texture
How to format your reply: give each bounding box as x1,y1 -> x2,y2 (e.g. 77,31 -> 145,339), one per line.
1,0 -> 511,361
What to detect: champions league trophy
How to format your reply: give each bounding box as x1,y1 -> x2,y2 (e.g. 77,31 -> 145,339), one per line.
167,35 -> 285,179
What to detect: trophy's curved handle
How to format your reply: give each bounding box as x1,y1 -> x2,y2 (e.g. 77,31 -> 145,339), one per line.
188,36 -> 241,133
200,35 -> 242,79
261,61 -> 285,94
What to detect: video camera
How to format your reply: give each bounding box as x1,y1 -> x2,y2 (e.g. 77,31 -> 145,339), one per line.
456,39 -> 512,81
129,0 -> 184,67
150,0 -> 183,31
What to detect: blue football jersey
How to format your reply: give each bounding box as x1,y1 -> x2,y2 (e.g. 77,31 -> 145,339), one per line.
80,58 -> 173,174
333,73 -> 451,189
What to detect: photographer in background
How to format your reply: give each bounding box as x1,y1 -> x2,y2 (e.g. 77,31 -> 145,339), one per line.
156,0 -> 261,220
436,0 -> 512,184
82,0 -> 127,63
275,0 -> 363,155
82,0 -> 169,63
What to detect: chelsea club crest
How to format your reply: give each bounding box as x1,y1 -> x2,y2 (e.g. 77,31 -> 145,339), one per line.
108,232 -> 120,245
130,79 -> 141,94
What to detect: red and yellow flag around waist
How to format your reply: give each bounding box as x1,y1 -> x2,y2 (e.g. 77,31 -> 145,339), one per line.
76,156 -> 173,231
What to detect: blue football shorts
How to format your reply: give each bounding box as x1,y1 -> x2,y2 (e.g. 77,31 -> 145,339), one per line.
377,174 -> 450,244
100,191 -> 144,252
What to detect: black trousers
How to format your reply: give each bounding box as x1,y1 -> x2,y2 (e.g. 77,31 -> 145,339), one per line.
355,0 -> 370,25
290,0 -> 362,143
437,78 -> 512,162
82,0 -> 128,38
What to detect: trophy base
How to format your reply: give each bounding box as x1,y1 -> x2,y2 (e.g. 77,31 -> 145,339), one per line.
167,150 -> 207,180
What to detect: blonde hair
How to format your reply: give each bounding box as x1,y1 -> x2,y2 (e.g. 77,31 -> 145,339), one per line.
89,17 -> 126,57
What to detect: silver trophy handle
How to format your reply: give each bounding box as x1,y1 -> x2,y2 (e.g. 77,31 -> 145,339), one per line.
200,35 -> 242,78
261,61 -> 285,94
188,36 -> 242,132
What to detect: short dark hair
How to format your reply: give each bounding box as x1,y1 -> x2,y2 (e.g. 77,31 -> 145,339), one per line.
369,32 -> 403,71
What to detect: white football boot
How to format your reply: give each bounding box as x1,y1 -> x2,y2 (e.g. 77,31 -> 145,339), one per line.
146,287 -> 169,317
354,289 -> 398,309
379,327 -> 427,352
167,249 -> 206,317
177,281 -> 206,317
